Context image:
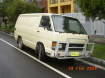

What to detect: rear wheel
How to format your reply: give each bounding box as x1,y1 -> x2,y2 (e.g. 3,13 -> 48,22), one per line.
17,37 -> 24,49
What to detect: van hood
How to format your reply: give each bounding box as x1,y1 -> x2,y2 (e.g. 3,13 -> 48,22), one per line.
53,33 -> 88,44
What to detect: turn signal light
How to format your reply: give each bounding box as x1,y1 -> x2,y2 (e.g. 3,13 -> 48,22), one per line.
52,42 -> 57,47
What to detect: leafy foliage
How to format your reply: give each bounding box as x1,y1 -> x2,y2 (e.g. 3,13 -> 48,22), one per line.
0,0 -> 42,25
77,0 -> 105,20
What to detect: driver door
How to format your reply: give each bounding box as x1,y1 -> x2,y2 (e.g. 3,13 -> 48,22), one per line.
36,16 -> 53,48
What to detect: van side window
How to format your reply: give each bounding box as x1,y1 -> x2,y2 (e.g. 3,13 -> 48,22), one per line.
40,16 -> 52,31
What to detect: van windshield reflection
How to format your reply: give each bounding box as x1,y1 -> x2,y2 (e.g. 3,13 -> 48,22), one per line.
52,15 -> 87,34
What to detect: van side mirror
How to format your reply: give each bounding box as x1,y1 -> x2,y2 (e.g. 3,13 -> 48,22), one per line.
44,24 -> 52,31
46,26 -> 52,31
39,25 -> 43,27
39,24 -> 52,31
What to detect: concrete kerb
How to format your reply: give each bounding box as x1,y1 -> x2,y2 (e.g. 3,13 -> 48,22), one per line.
83,57 -> 105,67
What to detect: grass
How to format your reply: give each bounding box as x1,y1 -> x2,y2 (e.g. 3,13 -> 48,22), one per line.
93,43 -> 105,60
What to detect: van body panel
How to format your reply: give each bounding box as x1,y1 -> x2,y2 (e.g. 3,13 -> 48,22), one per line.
14,13 -> 94,59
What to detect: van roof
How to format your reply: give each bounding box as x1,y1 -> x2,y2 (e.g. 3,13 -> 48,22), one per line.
20,13 -> 61,16
19,13 -> 79,20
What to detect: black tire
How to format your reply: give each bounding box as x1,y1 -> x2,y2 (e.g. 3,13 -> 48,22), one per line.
35,44 -> 39,55
36,43 -> 46,61
17,37 -> 24,49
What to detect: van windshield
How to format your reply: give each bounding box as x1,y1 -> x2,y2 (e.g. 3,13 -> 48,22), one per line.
52,15 -> 87,34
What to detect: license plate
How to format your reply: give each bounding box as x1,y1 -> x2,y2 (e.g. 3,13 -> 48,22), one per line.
70,52 -> 80,56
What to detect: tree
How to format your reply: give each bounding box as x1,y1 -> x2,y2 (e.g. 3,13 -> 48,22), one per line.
0,3 -> 3,16
0,2 -> 8,27
77,0 -> 105,20
1,0 -> 42,25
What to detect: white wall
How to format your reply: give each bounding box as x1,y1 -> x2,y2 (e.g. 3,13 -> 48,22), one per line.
64,13 -> 105,37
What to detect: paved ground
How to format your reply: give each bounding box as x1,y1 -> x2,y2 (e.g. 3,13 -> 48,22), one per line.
0,31 -> 105,78
0,32 -> 65,78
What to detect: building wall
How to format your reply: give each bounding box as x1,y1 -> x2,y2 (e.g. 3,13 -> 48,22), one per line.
40,0 -> 48,13
26,0 -> 48,13
48,0 -> 75,14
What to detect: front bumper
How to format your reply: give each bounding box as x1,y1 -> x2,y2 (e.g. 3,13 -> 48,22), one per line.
50,41 -> 94,59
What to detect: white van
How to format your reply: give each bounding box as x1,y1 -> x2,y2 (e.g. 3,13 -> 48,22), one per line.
14,13 -> 94,60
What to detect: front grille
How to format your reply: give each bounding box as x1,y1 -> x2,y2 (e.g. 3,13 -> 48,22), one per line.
69,44 -> 84,51
58,43 -> 84,51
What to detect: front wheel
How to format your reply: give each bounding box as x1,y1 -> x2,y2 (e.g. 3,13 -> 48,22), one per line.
36,43 -> 46,61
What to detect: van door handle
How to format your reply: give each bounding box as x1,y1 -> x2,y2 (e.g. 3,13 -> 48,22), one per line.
37,31 -> 40,32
